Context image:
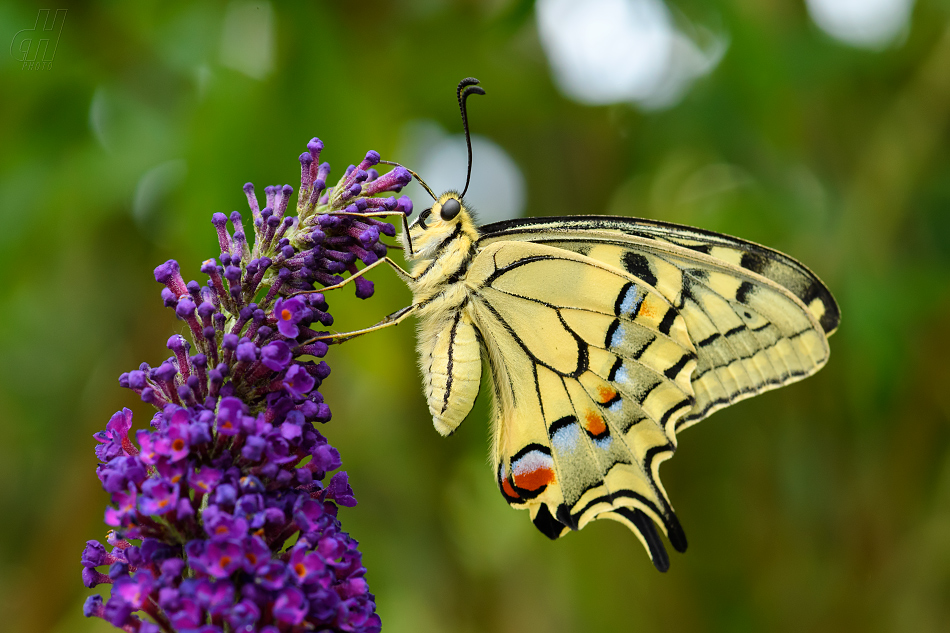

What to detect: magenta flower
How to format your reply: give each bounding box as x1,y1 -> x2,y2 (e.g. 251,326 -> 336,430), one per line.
261,340 -> 293,371
204,541 -> 244,578
289,545 -> 326,584
273,296 -> 307,338
282,363 -> 315,398
138,478 -> 179,515
83,137 -> 393,633
104,487 -> 137,527
273,586 -> 308,625
188,465 -> 222,495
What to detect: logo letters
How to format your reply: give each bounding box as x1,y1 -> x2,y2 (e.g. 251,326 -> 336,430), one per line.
10,9 -> 67,70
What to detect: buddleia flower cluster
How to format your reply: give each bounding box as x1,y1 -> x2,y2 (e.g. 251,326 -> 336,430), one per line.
80,138 -> 413,633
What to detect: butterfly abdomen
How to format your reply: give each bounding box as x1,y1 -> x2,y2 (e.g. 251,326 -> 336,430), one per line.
417,308 -> 482,436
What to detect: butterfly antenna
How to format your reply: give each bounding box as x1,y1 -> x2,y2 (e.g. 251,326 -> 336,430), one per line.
457,77 -> 485,199
379,160 -> 437,201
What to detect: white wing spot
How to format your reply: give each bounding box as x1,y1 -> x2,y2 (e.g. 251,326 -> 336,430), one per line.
614,363 -> 629,385
551,423 -> 580,454
609,323 -> 627,349
593,436 -> 613,451
512,450 -> 555,477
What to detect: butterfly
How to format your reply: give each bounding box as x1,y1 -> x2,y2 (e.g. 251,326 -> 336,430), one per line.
312,78 -> 839,571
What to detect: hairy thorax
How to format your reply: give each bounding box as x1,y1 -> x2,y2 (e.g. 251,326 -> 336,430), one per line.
406,227 -> 478,315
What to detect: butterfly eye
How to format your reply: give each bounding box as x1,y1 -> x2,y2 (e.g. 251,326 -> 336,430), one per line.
440,198 -> 461,221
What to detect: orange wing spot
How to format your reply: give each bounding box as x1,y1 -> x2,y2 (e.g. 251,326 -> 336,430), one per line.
513,466 -> 556,492
638,298 -> 658,319
596,385 -> 618,404
584,410 -> 607,436
501,477 -> 520,499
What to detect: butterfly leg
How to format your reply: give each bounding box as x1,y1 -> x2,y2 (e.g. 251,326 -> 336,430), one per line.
304,304 -> 418,345
292,256 -> 413,297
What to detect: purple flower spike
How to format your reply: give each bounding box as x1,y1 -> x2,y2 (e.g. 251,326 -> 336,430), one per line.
236,341 -> 258,363
82,567 -> 112,588
165,422 -> 190,462
257,560 -> 289,590
188,466 -> 222,495
243,182 -> 260,221
113,571 -> 155,609
85,135 -> 383,632
354,276 -> 375,299
242,535 -> 270,572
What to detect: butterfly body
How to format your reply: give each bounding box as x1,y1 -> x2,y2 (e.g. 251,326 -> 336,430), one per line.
399,193 -> 482,435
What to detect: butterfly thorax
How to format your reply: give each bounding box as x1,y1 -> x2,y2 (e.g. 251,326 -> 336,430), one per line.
401,193 -> 480,309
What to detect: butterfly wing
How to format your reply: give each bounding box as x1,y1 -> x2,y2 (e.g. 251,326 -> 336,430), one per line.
477,216 -> 837,433
479,216 -> 839,335
466,241 -> 698,570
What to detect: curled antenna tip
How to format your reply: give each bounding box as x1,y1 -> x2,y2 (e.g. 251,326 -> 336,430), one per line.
457,77 -> 486,198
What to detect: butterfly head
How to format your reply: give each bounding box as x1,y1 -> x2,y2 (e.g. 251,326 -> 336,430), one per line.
402,191 -> 477,261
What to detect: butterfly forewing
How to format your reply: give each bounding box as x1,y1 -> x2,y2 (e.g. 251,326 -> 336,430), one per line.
477,217 -> 835,433
477,215 -> 840,336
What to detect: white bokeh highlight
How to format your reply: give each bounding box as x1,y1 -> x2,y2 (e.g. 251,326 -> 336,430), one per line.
398,120 -> 526,225
806,0 -> 914,49
219,1 -> 274,79
536,0 -> 726,110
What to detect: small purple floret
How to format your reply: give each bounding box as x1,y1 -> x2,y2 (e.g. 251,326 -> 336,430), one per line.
273,296 -> 306,339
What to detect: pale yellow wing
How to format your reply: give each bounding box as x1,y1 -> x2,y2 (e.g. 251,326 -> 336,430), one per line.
478,215 -> 839,335
477,216 -> 836,433
466,241 -> 697,570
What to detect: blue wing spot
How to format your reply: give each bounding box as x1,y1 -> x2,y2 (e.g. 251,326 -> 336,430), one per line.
614,282 -> 643,318
551,422 -> 580,454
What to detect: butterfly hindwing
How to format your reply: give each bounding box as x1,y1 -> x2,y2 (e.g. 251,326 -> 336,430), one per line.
466,241 -> 696,570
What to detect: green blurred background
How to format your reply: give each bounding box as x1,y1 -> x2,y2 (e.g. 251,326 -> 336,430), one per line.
2,1 -> 950,631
